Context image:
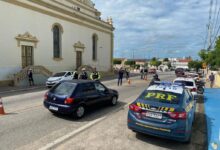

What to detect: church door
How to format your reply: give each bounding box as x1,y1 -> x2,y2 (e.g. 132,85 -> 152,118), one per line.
22,46 -> 33,68
76,51 -> 82,69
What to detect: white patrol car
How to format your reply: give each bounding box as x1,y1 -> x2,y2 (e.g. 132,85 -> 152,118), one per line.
173,77 -> 197,96
46,71 -> 74,88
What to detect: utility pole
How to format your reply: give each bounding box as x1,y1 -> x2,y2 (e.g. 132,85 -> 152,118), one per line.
132,49 -> 134,59
207,0 -> 213,50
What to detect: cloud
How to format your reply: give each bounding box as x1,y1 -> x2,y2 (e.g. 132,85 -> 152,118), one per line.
93,0 -> 214,59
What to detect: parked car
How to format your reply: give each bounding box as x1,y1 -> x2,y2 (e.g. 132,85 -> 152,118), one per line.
46,71 -> 74,88
186,72 -> 199,80
173,77 -> 197,96
127,82 -> 196,142
148,68 -> 156,74
44,80 -> 118,118
175,68 -> 185,77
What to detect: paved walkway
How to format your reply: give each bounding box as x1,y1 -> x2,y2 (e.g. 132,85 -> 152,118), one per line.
204,88 -> 220,150
0,73 -> 140,94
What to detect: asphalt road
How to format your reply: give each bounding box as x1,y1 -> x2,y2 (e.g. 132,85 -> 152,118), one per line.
0,72 -> 207,150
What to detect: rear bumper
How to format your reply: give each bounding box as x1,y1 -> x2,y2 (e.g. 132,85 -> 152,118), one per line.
44,101 -> 76,114
127,111 -> 190,142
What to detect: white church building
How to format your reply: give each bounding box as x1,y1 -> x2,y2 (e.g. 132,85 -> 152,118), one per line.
0,0 -> 114,86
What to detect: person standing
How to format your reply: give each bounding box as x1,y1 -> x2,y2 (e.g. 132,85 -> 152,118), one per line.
73,69 -> 79,79
79,68 -> 88,80
143,68 -> 148,80
27,68 -> 34,86
118,68 -> 124,86
140,68 -> 144,79
209,72 -> 215,88
90,67 -> 101,81
125,68 -> 130,80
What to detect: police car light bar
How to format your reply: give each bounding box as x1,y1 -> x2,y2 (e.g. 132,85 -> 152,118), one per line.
152,81 -> 185,87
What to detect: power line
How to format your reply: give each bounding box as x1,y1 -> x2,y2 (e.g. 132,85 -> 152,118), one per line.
207,0 -> 214,50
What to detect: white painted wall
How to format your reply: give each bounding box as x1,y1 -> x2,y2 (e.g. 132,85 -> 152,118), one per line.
0,1 -> 112,81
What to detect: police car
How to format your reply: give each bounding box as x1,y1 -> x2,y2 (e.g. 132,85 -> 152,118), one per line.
127,82 -> 196,142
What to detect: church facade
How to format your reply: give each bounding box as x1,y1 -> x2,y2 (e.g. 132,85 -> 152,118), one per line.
0,0 -> 114,85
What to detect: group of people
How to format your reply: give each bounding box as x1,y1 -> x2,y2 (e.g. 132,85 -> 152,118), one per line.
72,67 -> 101,81
140,68 -> 148,80
117,68 -> 130,86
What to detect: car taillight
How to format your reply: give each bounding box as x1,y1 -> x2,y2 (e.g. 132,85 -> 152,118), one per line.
64,98 -> 74,104
191,88 -> 197,92
129,104 -> 142,113
168,111 -> 187,119
44,92 -> 48,100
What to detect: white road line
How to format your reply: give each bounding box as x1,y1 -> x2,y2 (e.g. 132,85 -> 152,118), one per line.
38,94 -> 139,150
38,117 -> 105,150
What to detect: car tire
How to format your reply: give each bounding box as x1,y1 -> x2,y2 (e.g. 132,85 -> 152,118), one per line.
110,96 -> 118,106
74,105 -> 86,119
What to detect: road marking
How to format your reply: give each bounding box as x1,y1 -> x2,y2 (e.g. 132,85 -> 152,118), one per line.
39,94 -> 139,150
38,117 -> 106,150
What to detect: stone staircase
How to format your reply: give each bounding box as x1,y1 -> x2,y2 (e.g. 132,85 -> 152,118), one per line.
13,66 -> 52,86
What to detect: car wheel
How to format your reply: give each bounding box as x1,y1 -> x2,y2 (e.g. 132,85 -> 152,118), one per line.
110,96 -> 118,106
74,105 -> 86,119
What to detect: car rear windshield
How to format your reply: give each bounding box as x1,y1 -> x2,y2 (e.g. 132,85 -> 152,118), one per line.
51,82 -> 76,97
53,72 -> 66,77
139,90 -> 181,104
174,80 -> 194,86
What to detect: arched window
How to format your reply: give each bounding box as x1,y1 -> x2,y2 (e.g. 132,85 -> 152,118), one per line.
53,25 -> 62,58
92,34 -> 98,61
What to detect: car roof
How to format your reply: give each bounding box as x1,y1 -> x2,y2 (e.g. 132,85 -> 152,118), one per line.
147,84 -> 184,94
174,77 -> 195,82
61,80 -> 97,84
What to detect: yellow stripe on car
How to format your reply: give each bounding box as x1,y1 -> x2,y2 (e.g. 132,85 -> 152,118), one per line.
136,122 -> 171,132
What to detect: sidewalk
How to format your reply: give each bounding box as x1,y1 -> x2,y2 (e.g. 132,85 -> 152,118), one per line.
204,88 -> 220,150
0,73 -> 140,94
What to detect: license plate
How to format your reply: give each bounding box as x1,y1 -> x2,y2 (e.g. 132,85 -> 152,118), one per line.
146,111 -> 162,119
49,106 -> 58,111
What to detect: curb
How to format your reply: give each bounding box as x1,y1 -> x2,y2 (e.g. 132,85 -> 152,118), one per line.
0,86 -> 45,94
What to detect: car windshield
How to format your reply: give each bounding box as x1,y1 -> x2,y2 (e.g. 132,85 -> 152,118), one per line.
51,82 -> 76,97
174,80 -> 194,86
53,72 -> 66,77
139,90 -> 181,104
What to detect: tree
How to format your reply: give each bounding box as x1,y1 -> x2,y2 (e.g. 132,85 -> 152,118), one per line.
113,59 -> 122,65
188,60 -> 202,72
167,62 -> 172,68
198,36 -> 220,69
163,58 -> 169,62
150,57 -> 161,69
124,60 -> 135,66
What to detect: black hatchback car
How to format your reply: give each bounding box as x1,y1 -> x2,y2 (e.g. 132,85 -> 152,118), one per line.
44,80 -> 118,118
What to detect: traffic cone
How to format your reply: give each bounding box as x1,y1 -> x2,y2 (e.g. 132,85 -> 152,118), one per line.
127,79 -> 131,85
0,97 -> 5,115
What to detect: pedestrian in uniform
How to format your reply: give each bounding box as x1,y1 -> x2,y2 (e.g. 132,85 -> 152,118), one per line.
73,69 -> 79,79
125,68 -> 130,80
140,68 -> 144,79
149,74 -> 160,86
118,67 -> 124,86
79,68 -> 88,80
27,68 -> 34,86
209,72 -> 215,88
90,67 -> 101,81
143,68 -> 148,80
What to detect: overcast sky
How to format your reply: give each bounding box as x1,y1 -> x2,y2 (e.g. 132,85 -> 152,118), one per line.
92,0 -> 217,59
